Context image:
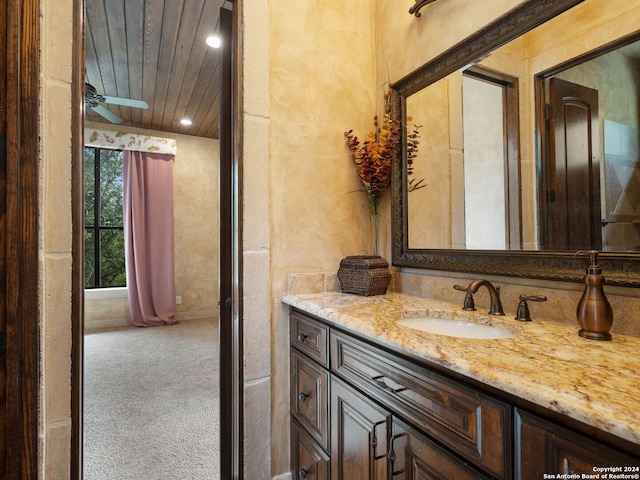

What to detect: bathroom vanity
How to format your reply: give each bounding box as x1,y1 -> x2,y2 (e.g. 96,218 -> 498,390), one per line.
285,292 -> 640,479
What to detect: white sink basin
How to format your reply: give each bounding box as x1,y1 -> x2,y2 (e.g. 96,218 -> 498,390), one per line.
397,317 -> 516,340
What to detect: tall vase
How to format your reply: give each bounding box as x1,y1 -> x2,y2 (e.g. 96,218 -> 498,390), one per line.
371,211 -> 380,257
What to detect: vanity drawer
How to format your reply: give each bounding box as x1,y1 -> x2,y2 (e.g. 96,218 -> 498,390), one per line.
330,330 -> 511,479
291,350 -> 330,451
291,310 -> 329,368
291,419 -> 330,480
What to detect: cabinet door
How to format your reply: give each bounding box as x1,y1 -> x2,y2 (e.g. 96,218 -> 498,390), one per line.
291,419 -> 330,480
390,417 -> 489,480
331,377 -> 391,480
515,409 -> 640,479
291,350 -> 330,450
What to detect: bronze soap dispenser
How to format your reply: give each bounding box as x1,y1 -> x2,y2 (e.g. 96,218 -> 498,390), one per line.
576,250 -> 613,341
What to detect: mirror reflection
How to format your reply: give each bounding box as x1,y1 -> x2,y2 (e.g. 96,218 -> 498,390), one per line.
540,41 -> 640,252
407,67 -> 521,250
405,26 -> 640,253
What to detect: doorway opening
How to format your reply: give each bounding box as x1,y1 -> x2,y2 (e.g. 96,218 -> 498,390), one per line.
73,1 -> 242,478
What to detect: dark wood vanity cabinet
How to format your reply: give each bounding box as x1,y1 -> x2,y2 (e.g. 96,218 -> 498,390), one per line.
290,309 -> 499,479
289,308 -> 639,480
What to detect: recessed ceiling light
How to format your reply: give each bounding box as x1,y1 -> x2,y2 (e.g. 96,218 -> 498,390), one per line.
206,35 -> 221,48
180,119 -> 192,126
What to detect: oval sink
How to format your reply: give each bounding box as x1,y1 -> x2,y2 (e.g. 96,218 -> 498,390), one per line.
397,317 -> 516,340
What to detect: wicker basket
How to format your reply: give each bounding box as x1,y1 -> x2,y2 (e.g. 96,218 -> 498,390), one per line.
337,255 -> 391,296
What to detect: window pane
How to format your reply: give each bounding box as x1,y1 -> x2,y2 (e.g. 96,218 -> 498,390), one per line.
84,148 -> 95,226
100,229 -> 126,287
100,150 -> 124,227
85,147 -> 126,289
85,229 -> 95,288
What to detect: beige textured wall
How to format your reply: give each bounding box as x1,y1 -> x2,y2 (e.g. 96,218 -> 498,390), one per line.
83,122 -> 219,331
172,132 -> 219,321
41,0 -> 74,477
376,0 -> 524,85
242,1 -> 272,478
266,1 -> 378,477
406,78 -> 453,248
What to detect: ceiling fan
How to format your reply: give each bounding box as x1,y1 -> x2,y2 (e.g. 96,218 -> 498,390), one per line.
84,83 -> 149,124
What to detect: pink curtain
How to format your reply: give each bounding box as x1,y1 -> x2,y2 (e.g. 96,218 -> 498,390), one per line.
123,150 -> 178,327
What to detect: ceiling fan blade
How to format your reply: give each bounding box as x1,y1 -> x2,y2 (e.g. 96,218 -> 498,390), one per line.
103,96 -> 149,109
90,105 -> 124,124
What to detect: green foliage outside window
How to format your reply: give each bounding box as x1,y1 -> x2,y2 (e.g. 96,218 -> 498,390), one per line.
84,147 -> 126,288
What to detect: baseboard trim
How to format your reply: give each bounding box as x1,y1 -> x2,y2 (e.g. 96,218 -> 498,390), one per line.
176,309 -> 218,321
84,318 -> 131,332
84,310 -> 218,332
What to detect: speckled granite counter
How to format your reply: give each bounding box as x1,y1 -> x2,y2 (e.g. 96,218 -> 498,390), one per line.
282,291 -> 640,446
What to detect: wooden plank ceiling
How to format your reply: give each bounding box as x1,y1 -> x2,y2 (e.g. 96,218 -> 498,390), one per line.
84,0 -> 225,139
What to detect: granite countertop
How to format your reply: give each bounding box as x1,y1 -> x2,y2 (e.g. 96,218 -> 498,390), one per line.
282,291 -> 640,446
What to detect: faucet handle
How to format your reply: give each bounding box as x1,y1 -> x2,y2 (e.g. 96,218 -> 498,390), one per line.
515,295 -> 547,322
453,284 -> 476,311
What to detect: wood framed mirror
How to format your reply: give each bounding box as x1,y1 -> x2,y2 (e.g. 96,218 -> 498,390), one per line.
391,0 -> 640,287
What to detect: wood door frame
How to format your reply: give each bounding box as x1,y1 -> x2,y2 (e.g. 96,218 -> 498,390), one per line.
4,0 -> 41,477
71,0 -> 85,476
218,2 -> 244,479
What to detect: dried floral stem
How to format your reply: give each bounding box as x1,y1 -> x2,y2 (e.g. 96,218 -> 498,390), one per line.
406,117 -> 426,192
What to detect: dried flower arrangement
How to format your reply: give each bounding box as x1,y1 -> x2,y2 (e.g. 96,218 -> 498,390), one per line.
344,98 -> 425,255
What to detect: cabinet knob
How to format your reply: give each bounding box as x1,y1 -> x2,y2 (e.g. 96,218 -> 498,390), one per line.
297,333 -> 308,343
298,392 -> 309,402
299,467 -> 310,478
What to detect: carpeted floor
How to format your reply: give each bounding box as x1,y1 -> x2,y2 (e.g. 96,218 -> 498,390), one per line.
83,317 -> 220,480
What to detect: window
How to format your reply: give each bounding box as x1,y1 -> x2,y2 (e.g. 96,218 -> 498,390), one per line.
84,147 -> 126,288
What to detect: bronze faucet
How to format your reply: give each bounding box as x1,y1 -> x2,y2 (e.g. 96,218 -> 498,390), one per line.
454,279 -> 505,316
